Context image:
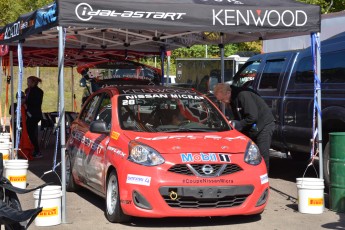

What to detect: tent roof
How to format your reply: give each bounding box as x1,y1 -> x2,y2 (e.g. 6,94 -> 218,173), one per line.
0,0 -> 321,65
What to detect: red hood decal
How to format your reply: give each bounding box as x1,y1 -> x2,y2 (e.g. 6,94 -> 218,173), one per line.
124,131 -> 249,154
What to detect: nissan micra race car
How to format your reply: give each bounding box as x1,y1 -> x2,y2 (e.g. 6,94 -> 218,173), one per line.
66,84 -> 269,223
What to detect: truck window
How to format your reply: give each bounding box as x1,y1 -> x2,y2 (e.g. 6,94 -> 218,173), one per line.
258,59 -> 285,90
232,60 -> 260,87
295,51 -> 345,84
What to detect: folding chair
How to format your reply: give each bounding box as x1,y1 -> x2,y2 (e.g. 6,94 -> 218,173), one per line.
40,112 -> 54,148
44,113 -> 56,148
0,153 -> 49,229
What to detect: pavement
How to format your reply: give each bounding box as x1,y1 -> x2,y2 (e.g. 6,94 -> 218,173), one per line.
16,138 -> 345,230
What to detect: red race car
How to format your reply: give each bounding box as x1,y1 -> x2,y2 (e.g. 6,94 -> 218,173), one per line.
66,84 -> 269,223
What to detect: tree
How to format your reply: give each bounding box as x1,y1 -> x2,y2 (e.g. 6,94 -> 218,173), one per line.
298,0 -> 345,13
0,0 -> 52,26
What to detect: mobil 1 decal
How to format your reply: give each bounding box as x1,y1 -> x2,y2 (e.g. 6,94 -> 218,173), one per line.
180,153 -> 231,163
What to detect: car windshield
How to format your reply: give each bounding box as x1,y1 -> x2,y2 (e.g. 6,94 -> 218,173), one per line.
118,93 -> 230,132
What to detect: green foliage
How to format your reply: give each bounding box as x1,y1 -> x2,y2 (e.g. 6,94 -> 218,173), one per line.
297,0 -> 345,13
0,0 -> 52,25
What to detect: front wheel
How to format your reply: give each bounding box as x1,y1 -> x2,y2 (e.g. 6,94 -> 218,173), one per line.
105,170 -> 130,223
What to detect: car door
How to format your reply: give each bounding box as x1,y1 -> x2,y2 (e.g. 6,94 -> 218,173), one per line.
255,52 -> 296,150
76,92 -> 112,192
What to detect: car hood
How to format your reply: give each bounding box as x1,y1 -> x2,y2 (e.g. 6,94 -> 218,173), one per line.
123,131 -> 249,154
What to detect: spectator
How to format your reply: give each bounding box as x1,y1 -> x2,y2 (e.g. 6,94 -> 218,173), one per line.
213,83 -> 275,172
25,76 -> 44,159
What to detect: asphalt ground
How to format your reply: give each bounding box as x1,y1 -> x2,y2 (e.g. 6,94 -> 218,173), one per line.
16,137 -> 345,230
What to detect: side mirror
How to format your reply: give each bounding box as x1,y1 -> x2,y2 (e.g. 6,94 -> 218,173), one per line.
90,120 -> 109,134
79,78 -> 87,87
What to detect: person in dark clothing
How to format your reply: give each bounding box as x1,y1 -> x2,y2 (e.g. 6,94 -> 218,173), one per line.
25,76 -> 44,159
213,83 -> 275,172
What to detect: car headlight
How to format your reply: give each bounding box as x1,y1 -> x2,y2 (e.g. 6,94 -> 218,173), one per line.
128,141 -> 165,166
244,141 -> 262,165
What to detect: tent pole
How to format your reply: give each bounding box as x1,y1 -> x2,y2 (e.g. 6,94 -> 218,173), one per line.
71,67 -> 74,112
160,47 -> 165,85
315,32 -> 323,179
10,51 -> 14,156
58,26 -> 67,223
219,33 -> 225,114
15,42 -> 24,160
36,66 -> 40,78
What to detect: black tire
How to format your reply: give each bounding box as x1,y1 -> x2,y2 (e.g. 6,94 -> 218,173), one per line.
105,170 -> 130,223
290,151 -> 311,162
323,142 -> 330,190
66,153 -> 80,192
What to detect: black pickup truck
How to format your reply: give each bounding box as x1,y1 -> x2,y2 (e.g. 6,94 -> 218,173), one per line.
231,32 -> 345,187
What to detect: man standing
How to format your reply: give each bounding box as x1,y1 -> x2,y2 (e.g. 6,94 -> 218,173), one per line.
213,83 -> 275,172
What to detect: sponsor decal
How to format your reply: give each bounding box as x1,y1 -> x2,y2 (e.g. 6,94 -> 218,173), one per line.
308,198 -> 323,206
195,0 -> 244,5
181,153 -> 217,162
213,9 -> 308,27
126,174 -> 151,186
35,3 -> 57,29
38,207 -> 58,217
219,153 -> 231,162
120,200 -> 132,205
260,174 -> 269,184
2,153 -> 9,160
136,135 -> 247,142
75,3 -> 186,22
4,21 -> 21,40
180,153 -> 231,163
9,175 -> 26,182
107,146 -> 126,157
182,178 -> 233,184
72,130 -> 104,154
111,131 -> 120,140
124,94 -> 204,101
121,88 -> 196,95
224,136 -> 247,141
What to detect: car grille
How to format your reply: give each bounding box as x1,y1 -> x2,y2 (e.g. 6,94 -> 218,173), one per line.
168,164 -> 243,177
159,186 -> 253,209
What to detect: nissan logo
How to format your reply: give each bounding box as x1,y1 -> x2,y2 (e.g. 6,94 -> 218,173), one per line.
202,165 -> 214,175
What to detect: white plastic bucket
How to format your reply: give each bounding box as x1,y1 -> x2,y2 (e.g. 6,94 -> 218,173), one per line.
33,185 -> 62,226
0,135 -> 11,143
3,159 -> 29,189
296,177 -> 324,214
0,132 -> 10,137
0,148 -> 10,160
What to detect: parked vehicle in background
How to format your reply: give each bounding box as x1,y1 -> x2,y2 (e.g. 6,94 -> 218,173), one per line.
78,59 -> 162,103
175,55 -> 249,94
232,32 -> 345,188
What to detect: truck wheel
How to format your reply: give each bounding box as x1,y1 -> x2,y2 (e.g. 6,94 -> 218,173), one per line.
322,142 -> 330,190
290,151 -> 310,161
105,170 -> 131,223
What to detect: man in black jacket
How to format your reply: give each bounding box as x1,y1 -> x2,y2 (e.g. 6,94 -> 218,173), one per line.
213,83 -> 275,172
